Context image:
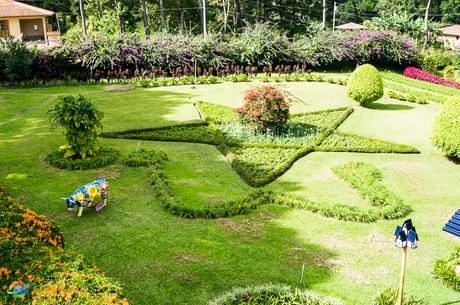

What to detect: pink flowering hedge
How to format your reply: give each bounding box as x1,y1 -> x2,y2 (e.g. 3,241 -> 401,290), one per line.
403,67 -> 460,89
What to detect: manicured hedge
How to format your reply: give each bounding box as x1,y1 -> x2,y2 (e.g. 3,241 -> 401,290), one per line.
387,90 -> 428,105
347,64 -> 384,106
432,96 -> 460,160
433,247 -> 460,292
383,81 -> 447,104
0,188 -> 129,305
46,146 -> 119,170
208,284 -> 343,305
121,148 -> 168,167
317,131 -> 420,154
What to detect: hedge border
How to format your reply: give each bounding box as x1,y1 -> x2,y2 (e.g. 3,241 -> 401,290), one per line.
148,152 -> 412,222
46,147 -> 120,170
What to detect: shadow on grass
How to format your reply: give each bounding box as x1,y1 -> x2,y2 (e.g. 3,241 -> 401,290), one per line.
367,103 -> 415,111
440,301 -> 460,305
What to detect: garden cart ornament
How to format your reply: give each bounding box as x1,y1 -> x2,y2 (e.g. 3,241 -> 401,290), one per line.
64,178 -> 109,217
393,219 -> 419,305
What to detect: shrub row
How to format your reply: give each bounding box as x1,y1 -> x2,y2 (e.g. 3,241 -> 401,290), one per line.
0,27 -> 418,83
0,188 -> 129,305
46,146 -> 120,170
433,247 -> 460,292
121,148 -> 168,167
103,124 -> 223,145
207,283 -> 343,305
317,131 -> 420,154
387,90 -> 428,104
382,80 -> 447,103
432,96 -> 460,160
404,67 -> 460,89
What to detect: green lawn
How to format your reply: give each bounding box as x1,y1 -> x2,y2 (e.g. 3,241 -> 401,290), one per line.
1,80 -> 460,304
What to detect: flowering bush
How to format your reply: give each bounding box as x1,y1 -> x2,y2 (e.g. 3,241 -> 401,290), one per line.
0,28 -> 419,83
236,85 -> 292,132
404,67 -> 460,89
0,188 -> 129,305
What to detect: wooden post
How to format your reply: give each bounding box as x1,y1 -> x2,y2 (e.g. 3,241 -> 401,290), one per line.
397,247 -> 408,305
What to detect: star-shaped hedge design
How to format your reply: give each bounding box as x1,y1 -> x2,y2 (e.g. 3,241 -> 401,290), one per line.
103,102 -> 419,187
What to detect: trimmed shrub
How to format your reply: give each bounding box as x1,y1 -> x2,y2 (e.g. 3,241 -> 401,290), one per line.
122,148 -> 168,167
433,247 -> 460,292
46,147 -> 119,170
387,90 -> 428,104
347,64 -> 384,106
432,96 -> 460,160
235,85 -> 292,132
373,288 -> 425,305
0,38 -> 36,82
208,284 -> 343,305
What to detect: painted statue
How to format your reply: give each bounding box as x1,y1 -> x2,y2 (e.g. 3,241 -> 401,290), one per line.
65,178 -> 109,217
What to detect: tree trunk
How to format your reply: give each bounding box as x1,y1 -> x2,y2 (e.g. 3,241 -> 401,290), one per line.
423,0 -> 432,49
141,0 -> 150,39
160,0 -> 165,31
179,0 -> 185,33
234,0 -> 242,28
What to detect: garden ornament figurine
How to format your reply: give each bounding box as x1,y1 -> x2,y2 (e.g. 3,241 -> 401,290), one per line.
393,219 -> 419,305
64,178 -> 109,217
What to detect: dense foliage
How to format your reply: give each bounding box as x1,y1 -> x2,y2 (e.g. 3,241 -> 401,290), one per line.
235,85 -> 292,132
0,26 -> 419,83
208,284 -> 343,305
48,95 -> 104,159
0,38 -> 36,82
347,64 -> 384,106
373,288 -> 425,305
432,96 -> 460,160
404,67 -> 460,89
0,187 -> 129,305
433,247 -> 460,292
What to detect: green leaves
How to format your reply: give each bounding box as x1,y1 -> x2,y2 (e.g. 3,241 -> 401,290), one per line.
48,95 -> 104,159
432,96 -> 460,160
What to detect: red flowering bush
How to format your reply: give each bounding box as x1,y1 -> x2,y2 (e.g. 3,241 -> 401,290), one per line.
403,67 -> 460,89
235,85 -> 292,132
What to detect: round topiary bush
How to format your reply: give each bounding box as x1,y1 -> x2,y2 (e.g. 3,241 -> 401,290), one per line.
235,85 -> 292,133
432,96 -> 460,160
208,284 -> 343,305
347,64 -> 384,106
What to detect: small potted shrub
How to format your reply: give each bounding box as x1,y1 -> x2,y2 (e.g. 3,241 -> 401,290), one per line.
347,64 -> 384,107
235,85 -> 292,133
47,95 -> 118,169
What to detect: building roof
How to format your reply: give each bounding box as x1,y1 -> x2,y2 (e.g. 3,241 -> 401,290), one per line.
0,0 -> 53,18
336,22 -> 366,30
440,25 -> 460,36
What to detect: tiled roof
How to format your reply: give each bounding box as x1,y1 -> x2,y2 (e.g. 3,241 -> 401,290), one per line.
336,22 -> 366,30
441,25 -> 460,36
0,0 -> 53,18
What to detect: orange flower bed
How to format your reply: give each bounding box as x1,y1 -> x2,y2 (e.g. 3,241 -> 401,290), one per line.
0,187 -> 129,305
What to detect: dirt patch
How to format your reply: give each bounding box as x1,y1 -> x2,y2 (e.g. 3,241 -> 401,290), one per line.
103,85 -> 135,92
286,247 -> 336,268
98,165 -> 122,181
176,253 -> 209,264
216,211 -> 277,242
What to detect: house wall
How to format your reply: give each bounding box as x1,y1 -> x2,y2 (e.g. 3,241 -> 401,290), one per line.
8,18 -> 21,38
20,18 -> 44,40
439,34 -> 460,49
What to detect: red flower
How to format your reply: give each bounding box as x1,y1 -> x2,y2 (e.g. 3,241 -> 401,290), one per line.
403,67 -> 460,89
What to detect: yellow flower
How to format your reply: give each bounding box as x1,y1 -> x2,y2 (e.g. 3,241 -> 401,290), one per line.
88,185 -> 98,198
